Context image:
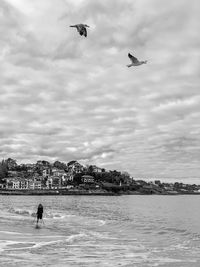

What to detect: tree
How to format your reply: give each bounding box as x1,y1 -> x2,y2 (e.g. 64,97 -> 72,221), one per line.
53,161 -> 67,170
67,160 -> 77,166
0,160 -> 8,181
73,173 -> 82,185
88,165 -> 94,173
6,158 -> 17,170
41,160 -> 50,167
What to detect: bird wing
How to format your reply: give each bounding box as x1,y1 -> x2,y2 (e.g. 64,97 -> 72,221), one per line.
82,27 -> 87,37
70,24 -> 88,36
128,53 -> 139,63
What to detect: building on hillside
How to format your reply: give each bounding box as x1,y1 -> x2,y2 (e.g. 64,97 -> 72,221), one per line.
20,179 -> 29,189
27,168 -> 34,174
0,183 -> 5,189
154,180 -> 161,185
27,179 -> 42,190
34,180 -> 42,189
42,168 -> 51,178
13,180 -> 20,189
52,168 -> 65,177
36,160 -> 49,166
90,165 -> 103,173
28,180 -> 34,190
66,185 -> 74,189
6,179 -> 20,189
61,173 -> 73,185
36,161 -> 50,172
135,180 -> 148,186
163,185 -> 174,191
7,171 -> 18,177
52,177 -> 61,188
46,177 -> 53,189
5,177 -> 43,190
24,163 -> 35,168
67,161 -> 84,173
36,160 -> 43,166
82,175 -> 95,184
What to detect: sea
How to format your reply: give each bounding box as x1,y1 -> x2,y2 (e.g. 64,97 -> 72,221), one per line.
0,195 -> 200,267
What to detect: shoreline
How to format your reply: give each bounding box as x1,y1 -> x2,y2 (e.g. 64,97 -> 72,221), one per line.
1,189 -> 200,196
0,189 -> 119,196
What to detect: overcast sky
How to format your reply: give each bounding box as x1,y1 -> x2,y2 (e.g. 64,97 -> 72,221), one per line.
0,0 -> 200,183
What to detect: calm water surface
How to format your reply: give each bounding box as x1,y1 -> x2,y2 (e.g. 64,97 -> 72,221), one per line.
0,195 -> 200,266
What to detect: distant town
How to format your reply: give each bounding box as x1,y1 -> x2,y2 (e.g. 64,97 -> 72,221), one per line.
0,158 -> 200,195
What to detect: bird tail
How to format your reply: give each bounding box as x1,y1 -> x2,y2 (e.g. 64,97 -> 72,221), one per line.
144,60 -> 147,64
70,25 -> 76,27
127,64 -> 132,68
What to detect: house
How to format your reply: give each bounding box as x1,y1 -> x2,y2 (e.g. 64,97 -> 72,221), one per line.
24,163 -> 35,168
26,168 -> 34,174
52,177 -> 61,188
67,161 -> 84,173
51,168 -> 65,177
27,180 -> 34,190
34,180 -> 42,189
25,178 -> 42,190
154,180 -> 161,185
66,185 -> 74,189
0,183 -> 5,189
13,180 -> 20,189
7,171 -> 18,177
6,179 -> 20,189
62,172 -> 73,183
20,179 -> 29,189
134,180 -> 147,186
82,175 -> 94,184
90,165 -> 103,173
164,185 -> 174,191
42,160 -> 51,167
46,177 -> 53,189
42,168 -> 51,178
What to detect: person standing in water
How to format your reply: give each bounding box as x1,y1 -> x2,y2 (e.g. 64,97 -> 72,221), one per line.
36,203 -> 43,225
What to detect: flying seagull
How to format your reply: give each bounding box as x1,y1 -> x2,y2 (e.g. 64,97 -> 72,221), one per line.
70,24 -> 90,37
127,53 -> 147,67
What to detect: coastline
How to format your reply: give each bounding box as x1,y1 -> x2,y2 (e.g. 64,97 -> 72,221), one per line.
1,189 -> 200,196
0,189 -> 119,196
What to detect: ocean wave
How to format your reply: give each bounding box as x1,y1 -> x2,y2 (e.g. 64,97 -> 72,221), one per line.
8,208 -> 36,217
0,240 -> 20,252
1,232 -> 87,252
31,232 -> 87,250
7,208 -> 107,229
161,227 -> 190,237
44,213 -> 75,220
0,239 -> 38,252
8,208 -> 75,220
0,230 -> 32,235
96,219 -> 106,226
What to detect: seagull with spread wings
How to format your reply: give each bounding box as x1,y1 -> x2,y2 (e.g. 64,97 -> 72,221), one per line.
70,24 -> 90,37
127,53 -> 147,67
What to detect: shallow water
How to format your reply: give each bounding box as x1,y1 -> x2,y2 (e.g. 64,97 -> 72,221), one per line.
0,195 -> 200,266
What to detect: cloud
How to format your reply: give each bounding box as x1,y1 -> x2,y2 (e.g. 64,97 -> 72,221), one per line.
0,0 -> 200,182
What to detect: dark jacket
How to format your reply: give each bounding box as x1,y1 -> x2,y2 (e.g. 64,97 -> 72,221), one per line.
37,204 -> 43,219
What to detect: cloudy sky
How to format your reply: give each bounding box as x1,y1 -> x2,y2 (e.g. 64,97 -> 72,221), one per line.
0,0 -> 200,183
